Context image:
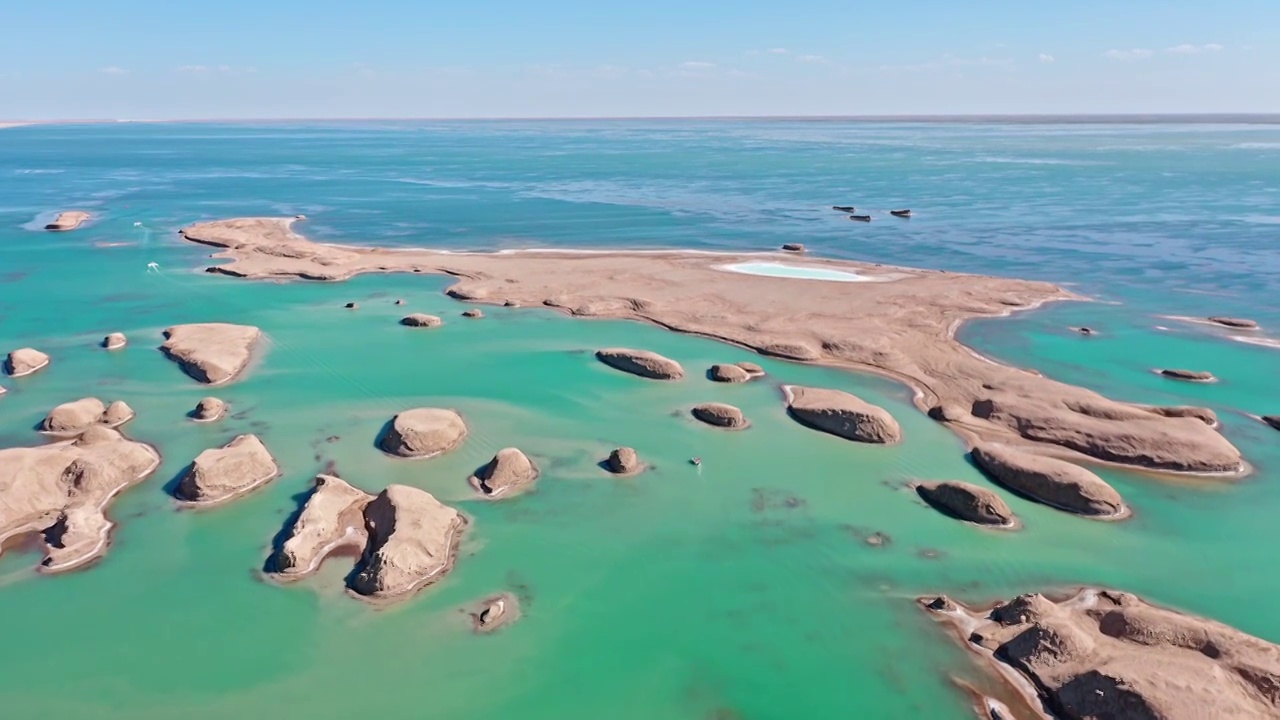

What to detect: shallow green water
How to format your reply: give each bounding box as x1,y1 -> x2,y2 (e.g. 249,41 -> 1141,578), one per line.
2,121 -> 1279,719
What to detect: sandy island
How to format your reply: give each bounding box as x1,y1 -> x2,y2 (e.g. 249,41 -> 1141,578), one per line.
44,211 -> 91,232
178,217 -> 1245,477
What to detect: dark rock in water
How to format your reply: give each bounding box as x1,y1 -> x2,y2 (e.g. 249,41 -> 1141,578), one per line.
1071,326 -> 1095,336
691,402 -> 748,429
849,215 -> 872,222
344,302 -> 358,309
926,595 -> 956,612
102,332 -> 127,350
832,205 -> 856,213
1207,316 -> 1257,329
781,243 -> 805,252
394,299 -> 405,305
914,481 -> 1018,528
461,309 -> 484,318
504,300 -> 520,307
1261,416 -> 1280,431
400,313 -> 443,328
890,209 -> 912,218
1159,368 -> 1216,383
605,447 -> 642,475
469,592 -> 521,633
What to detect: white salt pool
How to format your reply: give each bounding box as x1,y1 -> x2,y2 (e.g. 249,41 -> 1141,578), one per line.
717,261 -> 875,282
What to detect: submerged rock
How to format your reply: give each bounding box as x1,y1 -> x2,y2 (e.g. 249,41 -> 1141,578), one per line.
191,397 -> 227,422
267,474 -> 372,577
1207,316 -> 1258,329
461,309 -> 484,318
349,485 -> 466,599
468,592 -> 522,633
708,363 -> 751,383
102,333 -> 127,350
923,588 -> 1280,720
970,444 -> 1126,518
605,446 -> 643,475
174,434 -> 278,505
400,313 -> 443,328
40,397 -> 108,434
5,347 -> 50,377
785,385 -> 902,443
595,348 -> 684,380
160,323 -> 261,385
379,408 -> 468,458
1160,368 -> 1216,382
469,448 -> 538,498
914,481 -> 1017,528
691,402 -> 748,429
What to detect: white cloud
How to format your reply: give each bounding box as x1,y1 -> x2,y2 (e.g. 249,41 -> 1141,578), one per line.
766,48 -> 788,55
679,61 -> 716,70
796,54 -> 825,63
1103,49 -> 1153,60
175,64 -> 257,76
176,65 -> 208,74
99,66 -> 129,75
1166,43 -> 1223,55
1038,53 -> 1055,63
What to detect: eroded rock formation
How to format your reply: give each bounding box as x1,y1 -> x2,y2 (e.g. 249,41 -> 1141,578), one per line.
174,434 -> 278,505
379,408 -> 467,458
5,348 -> 50,377
970,444 -> 1126,519
469,448 -> 538,498
160,323 -> 261,385
913,481 -> 1018,528
595,348 -> 684,380
785,385 -> 901,443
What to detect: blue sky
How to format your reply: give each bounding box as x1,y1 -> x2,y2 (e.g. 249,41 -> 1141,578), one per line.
1,0 -> 1276,118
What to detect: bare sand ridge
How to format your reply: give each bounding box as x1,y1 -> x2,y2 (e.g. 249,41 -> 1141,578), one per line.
179,217 -> 1245,476
44,211 -> 91,232
923,588 -> 1280,720
0,427 -> 160,573
160,323 -> 261,385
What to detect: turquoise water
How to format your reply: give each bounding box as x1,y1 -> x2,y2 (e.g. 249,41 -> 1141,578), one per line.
1,120 -> 1278,719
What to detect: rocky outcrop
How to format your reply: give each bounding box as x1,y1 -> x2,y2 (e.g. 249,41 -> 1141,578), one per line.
928,403 -> 967,422
691,402 -> 748,429
267,474 -> 372,577
468,592 -> 522,633
191,397 -> 227,422
5,348 -> 50,377
1207,316 -> 1258,329
781,243 -> 805,252
400,313 -> 443,328
102,333 -> 127,350
970,444 -> 1126,518
40,398 -> 108,434
709,363 -> 751,383
1263,416 -> 1280,431
44,211 -> 90,231
605,447 -> 643,475
785,385 -> 902,443
348,485 -> 466,599
379,408 -> 467,458
461,309 -> 484,318
923,588 -> 1280,720
174,434 -> 278,505
344,302 -> 358,309
469,448 -> 538,498
160,323 -> 261,385
103,401 -> 135,427
0,427 -> 160,572
595,348 -> 684,380
736,361 -> 765,376
913,481 -> 1017,528
1160,368 -> 1216,382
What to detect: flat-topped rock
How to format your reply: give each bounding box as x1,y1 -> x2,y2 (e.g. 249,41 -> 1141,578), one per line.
971,444 -> 1126,518
708,363 -> 751,383
781,243 -> 805,252
1160,368 -> 1216,382
924,588 -> 1280,720
379,408 -> 467,458
1207,316 -> 1258,329
785,385 -> 902,443
595,348 -> 684,380
103,400 -> 135,427
691,402 -> 748,429
102,333 -> 127,350
914,481 -> 1017,528
6,348 -> 50,377
606,446 -> 642,475
174,434 -> 278,505
160,323 -> 262,385
267,474 -> 372,577
44,210 -> 90,231
461,309 -> 484,318
400,313 -> 443,328
348,485 -> 466,599
40,397 -> 108,434
191,396 -> 227,422
468,592 -> 522,633
0,427 -> 160,573
470,448 -> 538,498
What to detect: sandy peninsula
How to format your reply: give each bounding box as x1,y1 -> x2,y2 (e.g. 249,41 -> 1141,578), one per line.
178,217 -> 1245,477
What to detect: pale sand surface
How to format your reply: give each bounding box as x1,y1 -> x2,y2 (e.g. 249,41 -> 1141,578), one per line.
44,211 -> 91,232
179,217 -> 1245,476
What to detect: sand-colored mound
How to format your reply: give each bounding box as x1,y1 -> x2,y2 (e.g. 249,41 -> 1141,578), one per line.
44,211 -> 90,231
1160,368 -> 1216,382
379,408 -> 467,458
267,474 -> 372,577
461,309 -> 484,318
40,397 -> 108,434
174,434 -> 278,505
0,427 -> 160,573
103,400 -> 135,427
469,447 -> 538,498
191,397 -> 226,422
175,217 -> 1251,477
606,447 -> 643,475
400,313 -> 443,328
691,402 -> 748,429
736,361 -> 765,376
913,481 -> 1017,528
160,323 -> 261,385
785,385 -> 902,443
923,588 -> 1280,720
970,444 -> 1126,518
595,348 -> 684,380
709,363 -> 751,383
1207,316 -> 1258,329
468,592 -> 522,633
348,485 -> 466,599
6,348 -> 50,377
102,333 -> 127,350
